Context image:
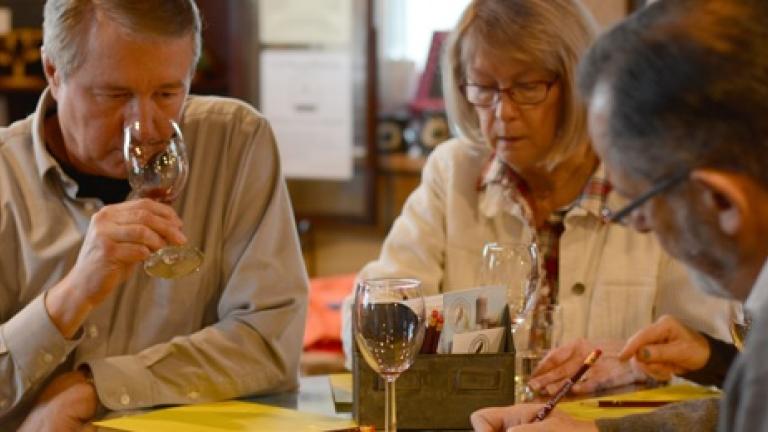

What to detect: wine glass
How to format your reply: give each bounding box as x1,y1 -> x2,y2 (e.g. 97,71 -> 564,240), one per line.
124,119 -> 203,279
354,278 -> 426,432
478,242 -> 540,330
514,304 -> 563,402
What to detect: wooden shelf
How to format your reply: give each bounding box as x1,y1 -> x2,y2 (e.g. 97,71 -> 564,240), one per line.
0,77 -> 46,94
378,153 -> 425,175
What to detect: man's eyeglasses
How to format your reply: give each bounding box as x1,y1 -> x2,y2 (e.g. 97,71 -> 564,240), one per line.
601,171 -> 690,224
461,78 -> 558,107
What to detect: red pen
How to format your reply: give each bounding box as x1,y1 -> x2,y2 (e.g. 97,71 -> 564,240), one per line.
325,426 -> 375,432
533,349 -> 603,422
594,400 -> 674,408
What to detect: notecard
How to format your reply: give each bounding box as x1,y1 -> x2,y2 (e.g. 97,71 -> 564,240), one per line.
438,285 -> 507,353
451,327 -> 505,354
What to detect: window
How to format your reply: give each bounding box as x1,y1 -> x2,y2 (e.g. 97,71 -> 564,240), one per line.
376,0 -> 470,111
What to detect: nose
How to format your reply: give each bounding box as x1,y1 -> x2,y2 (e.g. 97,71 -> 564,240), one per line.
126,97 -> 172,144
495,90 -> 521,121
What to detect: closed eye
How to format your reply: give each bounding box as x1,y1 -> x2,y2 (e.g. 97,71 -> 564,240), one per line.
99,92 -> 131,99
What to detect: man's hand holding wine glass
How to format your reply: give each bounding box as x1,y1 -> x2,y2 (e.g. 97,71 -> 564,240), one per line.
45,198 -> 187,339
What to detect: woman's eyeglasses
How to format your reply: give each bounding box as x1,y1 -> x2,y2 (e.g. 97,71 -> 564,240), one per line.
462,78 -> 558,107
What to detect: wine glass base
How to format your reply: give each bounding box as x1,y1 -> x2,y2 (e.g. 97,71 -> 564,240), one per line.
144,245 -> 204,279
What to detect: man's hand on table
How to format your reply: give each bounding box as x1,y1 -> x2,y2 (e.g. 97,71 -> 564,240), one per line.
619,315 -> 711,381
527,338 -> 648,396
18,370 -> 99,432
45,199 -> 186,338
471,403 -> 598,432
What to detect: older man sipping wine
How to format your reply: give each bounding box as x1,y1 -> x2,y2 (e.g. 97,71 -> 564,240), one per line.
0,1 -> 307,430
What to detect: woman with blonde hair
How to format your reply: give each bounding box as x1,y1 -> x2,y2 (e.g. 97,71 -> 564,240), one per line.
344,0 -> 732,394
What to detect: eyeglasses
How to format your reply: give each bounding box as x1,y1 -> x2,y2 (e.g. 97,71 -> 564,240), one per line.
462,78 -> 558,107
601,170 -> 690,224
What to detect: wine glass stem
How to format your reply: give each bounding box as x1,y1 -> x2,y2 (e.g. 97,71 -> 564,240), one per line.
385,376 -> 397,432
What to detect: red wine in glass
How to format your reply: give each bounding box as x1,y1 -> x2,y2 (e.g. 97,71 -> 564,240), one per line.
124,119 -> 203,278
140,187 -> 175,204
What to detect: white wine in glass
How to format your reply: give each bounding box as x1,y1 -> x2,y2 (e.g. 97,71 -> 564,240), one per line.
124,119 -> 203,279
354,278 -> 425,432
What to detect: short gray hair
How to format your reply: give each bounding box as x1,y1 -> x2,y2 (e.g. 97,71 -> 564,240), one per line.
578,0 -> 768,187
442,0 -> 597,168
43,0 -> 201,79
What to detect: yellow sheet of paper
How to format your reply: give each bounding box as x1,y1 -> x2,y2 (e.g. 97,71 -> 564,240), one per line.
329,373 -> 352,393
93,401 -> 356,432
329,373 -> 352,403
559,384 -> 721,421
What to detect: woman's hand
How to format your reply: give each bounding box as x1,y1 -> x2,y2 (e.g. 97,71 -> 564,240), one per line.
527,338 -> 648,396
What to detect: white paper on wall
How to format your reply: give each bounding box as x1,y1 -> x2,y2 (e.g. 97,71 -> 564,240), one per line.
0,8 -> 11,35
258,0 -> 352,46
260,49 -> 353,180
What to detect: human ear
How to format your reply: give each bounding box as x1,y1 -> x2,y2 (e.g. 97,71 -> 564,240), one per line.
41,50 -> 61,99
690,169 -> 749,237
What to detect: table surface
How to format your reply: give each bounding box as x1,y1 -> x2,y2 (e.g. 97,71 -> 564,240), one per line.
93,375 -> 684,431
247,375 -> 350,418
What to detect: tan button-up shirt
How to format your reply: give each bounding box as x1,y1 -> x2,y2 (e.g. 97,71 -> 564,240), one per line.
0,90 -> 308,425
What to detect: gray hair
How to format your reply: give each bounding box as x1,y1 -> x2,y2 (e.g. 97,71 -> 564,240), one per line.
578,0 -> 768,187
43,0 -> 201,79
442,0 -> 597,168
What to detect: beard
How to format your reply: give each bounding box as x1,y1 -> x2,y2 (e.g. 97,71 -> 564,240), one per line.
666,190 -> 742,299
685,266 -> 735,299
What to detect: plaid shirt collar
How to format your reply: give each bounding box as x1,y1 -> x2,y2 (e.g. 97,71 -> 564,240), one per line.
477,154 -> 612,221
478,155 -> 611,305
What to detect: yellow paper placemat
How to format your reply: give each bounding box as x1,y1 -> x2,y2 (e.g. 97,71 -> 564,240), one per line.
94,400 -> 356,432
558,384 -> 721,421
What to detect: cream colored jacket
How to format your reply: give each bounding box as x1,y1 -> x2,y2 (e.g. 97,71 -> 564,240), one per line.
343,138 -> 732,363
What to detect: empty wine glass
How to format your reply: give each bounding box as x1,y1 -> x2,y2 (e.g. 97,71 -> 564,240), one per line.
124,119 -> 203,279
478,242 -> 540,330
354,278 -> 425,432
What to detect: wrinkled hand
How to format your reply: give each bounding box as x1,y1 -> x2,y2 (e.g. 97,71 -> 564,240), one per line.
471,403 -> 597,432
527,338 -> 648,396
46,199 -> 186,337
69,198 -> 186,303
619,315 -> 710,381
18,371 -> 99,432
